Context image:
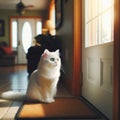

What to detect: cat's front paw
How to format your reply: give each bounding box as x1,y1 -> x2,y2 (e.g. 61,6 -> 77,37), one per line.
50,98 -> 55,102
45,98 -> 55,103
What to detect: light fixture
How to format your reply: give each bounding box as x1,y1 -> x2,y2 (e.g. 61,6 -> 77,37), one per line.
16,0 -> 26,15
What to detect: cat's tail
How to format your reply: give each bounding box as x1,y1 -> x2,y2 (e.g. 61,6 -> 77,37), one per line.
0,91 -> 26,101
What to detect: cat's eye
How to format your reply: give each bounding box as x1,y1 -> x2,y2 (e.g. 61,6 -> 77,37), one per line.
50,58 -> 55,61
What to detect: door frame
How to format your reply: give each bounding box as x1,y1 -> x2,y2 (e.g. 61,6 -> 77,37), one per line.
72,0 -> 82,96
113,0 -> 120,119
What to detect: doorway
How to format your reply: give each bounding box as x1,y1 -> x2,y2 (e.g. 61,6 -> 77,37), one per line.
10,17 -> 42,64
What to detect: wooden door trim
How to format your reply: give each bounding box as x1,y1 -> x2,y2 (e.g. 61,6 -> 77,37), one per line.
113,0 -> 120,119
72,0 -> 82,96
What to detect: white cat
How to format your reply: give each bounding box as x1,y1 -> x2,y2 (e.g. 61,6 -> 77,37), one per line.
26,49 -> 61,103
0,49 -> 61,103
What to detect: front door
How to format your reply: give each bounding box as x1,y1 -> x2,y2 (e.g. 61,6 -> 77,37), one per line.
17,18 -> 35,64
82,0 -> 114,119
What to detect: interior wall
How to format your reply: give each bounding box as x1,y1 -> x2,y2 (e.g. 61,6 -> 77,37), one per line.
56,0 -> 74,91
0,9 -> 48,45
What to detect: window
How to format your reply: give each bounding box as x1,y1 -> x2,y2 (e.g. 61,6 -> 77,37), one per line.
36,20 -> 42,35
11,20 -> 18,50
85,0 -> 114,47
22,22 -> 32,53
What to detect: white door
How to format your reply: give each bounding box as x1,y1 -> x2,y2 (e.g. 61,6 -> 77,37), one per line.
82,44 -> 113,119
17,18 -> 35,64
82,0 -> 114,119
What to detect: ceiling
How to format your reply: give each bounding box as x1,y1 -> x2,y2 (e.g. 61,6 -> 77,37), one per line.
0,0 -> 51,10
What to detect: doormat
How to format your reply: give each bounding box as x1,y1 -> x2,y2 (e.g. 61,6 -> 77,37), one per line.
15,98 -> 101,120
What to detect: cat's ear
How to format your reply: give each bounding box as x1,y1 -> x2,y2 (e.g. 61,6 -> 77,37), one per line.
55,49 -> 60,56
44,49 -> 49,54
43,49 -> 49,58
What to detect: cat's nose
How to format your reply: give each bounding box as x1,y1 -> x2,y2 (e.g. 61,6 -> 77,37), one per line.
55,61 -> 57,66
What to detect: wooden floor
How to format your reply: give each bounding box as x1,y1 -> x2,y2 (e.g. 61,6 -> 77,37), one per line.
0,65 -> 28,120
0,65 -> 73,120
0,65 -> 105,120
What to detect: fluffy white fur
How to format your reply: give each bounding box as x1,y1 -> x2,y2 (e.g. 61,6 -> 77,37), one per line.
0,49 -> 61,103
0,91 -> 26,101
26,49 -> 61,103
